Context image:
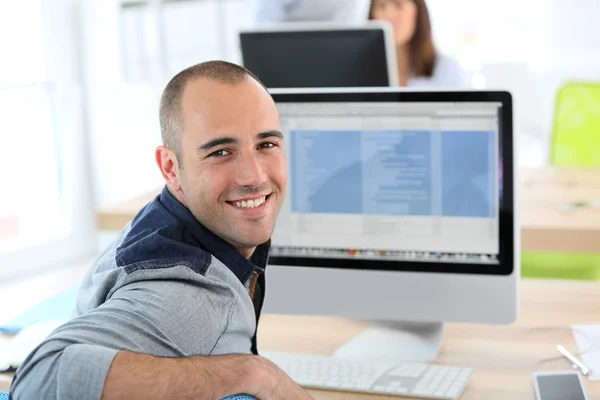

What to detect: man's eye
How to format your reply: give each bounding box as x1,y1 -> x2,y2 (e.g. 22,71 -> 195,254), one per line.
258,142 -> 277,149
208,149 -> 231,158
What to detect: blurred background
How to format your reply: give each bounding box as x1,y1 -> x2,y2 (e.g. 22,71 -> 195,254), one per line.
1,0 -> 600,281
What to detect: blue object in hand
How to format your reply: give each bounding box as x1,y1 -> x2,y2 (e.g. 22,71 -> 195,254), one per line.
0,392 -> 257,399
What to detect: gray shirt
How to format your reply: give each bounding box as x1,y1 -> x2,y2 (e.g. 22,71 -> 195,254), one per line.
10,187 -> 268,399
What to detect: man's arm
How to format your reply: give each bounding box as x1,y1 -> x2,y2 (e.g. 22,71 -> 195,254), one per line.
101,351 -> 311,400
10,267 -> 310,399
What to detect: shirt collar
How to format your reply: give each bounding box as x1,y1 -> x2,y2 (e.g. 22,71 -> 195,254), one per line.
158,186 -> 270,284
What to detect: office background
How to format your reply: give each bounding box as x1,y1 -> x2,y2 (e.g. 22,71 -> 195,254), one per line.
1,1 -> 600,398
1,0 -> 599,278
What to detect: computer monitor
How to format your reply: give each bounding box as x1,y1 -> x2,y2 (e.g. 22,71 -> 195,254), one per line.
263,88 -> 518,362
239,22 -> 399,88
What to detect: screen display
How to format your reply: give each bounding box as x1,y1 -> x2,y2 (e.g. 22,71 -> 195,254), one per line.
271,101 -> 502,268
240,29 -> 390,88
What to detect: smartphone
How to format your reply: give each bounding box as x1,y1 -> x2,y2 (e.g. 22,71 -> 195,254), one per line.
533,371 -> 590,400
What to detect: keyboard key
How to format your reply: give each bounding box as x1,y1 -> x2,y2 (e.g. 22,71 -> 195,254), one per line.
261,351 -> 472,399
414,389 -> 434,396
450,384 -> 463,392
355,382 -> 373,391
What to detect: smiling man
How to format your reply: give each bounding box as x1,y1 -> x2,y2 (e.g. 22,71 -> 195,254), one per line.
10,61 -> 312,400
162,69 -> 286,259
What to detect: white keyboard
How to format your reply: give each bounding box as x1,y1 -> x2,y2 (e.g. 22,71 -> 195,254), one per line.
262,351 -> 473,400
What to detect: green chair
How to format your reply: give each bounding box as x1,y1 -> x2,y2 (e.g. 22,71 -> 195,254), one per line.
521,82 -> 600,280
551,82 -> 600,166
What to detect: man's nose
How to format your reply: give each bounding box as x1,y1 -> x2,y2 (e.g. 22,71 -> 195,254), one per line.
235,152 -> 268,187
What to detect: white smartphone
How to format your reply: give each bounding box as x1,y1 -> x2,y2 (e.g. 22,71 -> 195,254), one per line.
533,371 -> 590,400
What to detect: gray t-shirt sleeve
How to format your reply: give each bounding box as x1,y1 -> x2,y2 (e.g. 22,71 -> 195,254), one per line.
10,266 -> 239,400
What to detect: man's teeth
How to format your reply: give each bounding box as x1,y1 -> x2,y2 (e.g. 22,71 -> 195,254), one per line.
235,196 -> 266,209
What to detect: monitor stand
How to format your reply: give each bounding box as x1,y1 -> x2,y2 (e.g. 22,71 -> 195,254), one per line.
333,321 -> 444,362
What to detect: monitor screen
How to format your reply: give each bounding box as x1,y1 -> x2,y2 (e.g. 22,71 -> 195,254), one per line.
240,25 -> 395,88
270,91 -> 514,276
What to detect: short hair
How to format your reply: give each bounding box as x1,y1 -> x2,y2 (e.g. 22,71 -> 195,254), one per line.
159,60 -> 268,163
369,0 -> 436,78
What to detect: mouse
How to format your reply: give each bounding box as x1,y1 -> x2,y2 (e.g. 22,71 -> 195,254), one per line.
3,320 -> 66,369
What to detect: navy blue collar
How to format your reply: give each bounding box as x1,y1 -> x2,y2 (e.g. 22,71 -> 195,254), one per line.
158,186 -> 269,284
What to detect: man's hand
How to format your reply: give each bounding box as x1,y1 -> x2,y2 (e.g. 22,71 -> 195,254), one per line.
247,356 -> 314,400
101,351 -> 313,400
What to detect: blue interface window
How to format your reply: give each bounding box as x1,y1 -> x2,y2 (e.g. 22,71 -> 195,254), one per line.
290,128 -> 496,218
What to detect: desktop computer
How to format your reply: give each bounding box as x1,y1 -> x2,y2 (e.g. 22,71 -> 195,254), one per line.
263,88 -> 519,364
239,21 -> 399,88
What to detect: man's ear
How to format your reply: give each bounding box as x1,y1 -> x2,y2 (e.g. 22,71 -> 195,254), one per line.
156,145 -> 182,193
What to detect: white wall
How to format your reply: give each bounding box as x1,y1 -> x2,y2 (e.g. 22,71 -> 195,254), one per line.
81,0 -> 252,208
430,0 -> 600,166
81,0 -> 162,208
81,0 -> 600,207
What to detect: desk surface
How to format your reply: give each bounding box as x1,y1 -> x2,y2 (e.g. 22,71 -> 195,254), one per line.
257,279 -> 600,400
520,167 -> 600,253
2,278 -> 599,398
96,167 -> 600,253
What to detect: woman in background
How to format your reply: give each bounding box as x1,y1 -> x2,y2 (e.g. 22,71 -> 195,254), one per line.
369,0 -> 469,87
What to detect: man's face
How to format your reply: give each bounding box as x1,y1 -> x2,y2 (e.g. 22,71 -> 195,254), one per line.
176,78 -> 287,256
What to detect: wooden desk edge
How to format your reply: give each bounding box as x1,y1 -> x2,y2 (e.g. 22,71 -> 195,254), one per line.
96,213 -> 135,231
522,227 -> 600,253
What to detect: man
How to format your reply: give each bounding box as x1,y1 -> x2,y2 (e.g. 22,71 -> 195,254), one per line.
11,61 -> 312,400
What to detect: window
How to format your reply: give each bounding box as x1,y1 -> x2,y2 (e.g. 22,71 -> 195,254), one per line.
0,0 -> 96,279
